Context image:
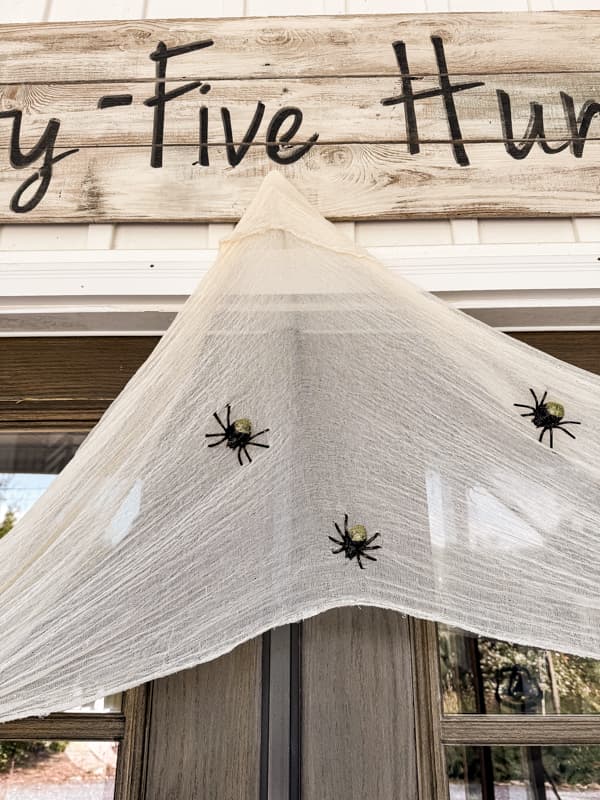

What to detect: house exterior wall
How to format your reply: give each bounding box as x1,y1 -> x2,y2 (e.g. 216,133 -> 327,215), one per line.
1,0 -> 599,327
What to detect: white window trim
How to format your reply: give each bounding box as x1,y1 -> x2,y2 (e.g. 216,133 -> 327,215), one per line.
1,242 -> 599,335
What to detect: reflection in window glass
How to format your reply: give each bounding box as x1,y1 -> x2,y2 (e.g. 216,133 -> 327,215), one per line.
447,745 -> 600,800
0,740 -> 116,799
0,432 -> 86,527
0,432 -> 121,714
438,624 -> 600,714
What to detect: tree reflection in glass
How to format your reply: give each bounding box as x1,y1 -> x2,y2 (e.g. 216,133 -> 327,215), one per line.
438,624 -> 600,715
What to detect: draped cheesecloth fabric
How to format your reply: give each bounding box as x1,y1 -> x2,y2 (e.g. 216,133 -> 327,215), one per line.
1,171 -> 600,722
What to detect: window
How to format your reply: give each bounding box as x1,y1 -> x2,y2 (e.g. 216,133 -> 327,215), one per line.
424,332 -> 600,800
0,740 -> 118,799
0,337 -> 157,800
439,625 -> 600,716
439,626 -> 600,798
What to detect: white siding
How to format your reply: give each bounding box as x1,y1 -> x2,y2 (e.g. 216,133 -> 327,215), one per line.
47,0 -> 145,20
144,0 -> 244,16
478,219 -> 576,244
345,0 -> 427,12
448,0 -> 528,8
552,0 -> 600,7
1,0 -> 50,23
0,225 -> 89,251
113,225 -> 209,250
573,219 -> 600,242
356,221 -> 453,247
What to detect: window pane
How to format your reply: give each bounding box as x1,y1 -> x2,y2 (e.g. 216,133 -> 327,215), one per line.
0,432 -> 121,714
447,745 -> 600,800
439,624 -> 600,714
0,432 -> 86,524
65,694 -> 122,715
0,740 -> 116,798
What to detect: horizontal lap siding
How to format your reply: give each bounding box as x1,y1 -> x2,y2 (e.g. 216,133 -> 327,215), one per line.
4,1 -> 577,25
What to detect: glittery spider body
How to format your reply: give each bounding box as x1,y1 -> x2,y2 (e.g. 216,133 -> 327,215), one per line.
205,404 -> 270,465
329,514 -> 381,570
514,388 -> 580,449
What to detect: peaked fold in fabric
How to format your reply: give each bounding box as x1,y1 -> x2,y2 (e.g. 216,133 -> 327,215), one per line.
1,172 -> 600,722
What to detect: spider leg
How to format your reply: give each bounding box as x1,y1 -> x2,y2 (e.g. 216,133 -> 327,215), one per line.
356,554 -> 365,570
363,553 -> 378,562
207,436 -> 227,447
246,442 -> 269,449
519,412 -> 535,418
334,522 -> 343,537
226,404 -> 232,427
514,404 -> 535,412
539,427 -> 547,443
556,426 -> 577,440
364,545 -> 382,552
212,412 -> 227,432
529,388 -> 540,407
329,536 -> 344,546
237,447 -> 244,466
365,532 -> 380,546
344,514 -> 349,535
243,446 -> 253,464
549,428 -> 554,449
248,429 -> 269,441
559,420 -> 581,426
206,432 -> 226,438
539,390 -> 547,406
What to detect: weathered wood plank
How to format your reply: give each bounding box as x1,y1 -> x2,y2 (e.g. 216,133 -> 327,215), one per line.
2,141 -> 600,222
0,13 -> 599,83
1,13 -> 598,221
302,608 -> 418,800
2,73 -> 600,148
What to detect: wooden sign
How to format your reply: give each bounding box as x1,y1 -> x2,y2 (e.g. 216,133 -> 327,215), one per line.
1,12 -> 600,222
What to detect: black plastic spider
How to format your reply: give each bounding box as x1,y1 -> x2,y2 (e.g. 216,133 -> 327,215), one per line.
514,388 -> 580,449
329,514 -> 381,569
205,404 -> 270,465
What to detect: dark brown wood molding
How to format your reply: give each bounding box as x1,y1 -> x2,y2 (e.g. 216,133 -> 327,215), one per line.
114,686 -> 152,800
410,618 -> 450,800
0,712 -> 125,740
442,714 -> 600,745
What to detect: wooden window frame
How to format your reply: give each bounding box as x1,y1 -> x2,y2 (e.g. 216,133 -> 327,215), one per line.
414,617 -> 600,800
0,336 -> 159,800
409,331 -> 600,799
0,686 -> 150,800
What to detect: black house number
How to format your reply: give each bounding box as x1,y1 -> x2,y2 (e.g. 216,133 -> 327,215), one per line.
0,35 -> 599,213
